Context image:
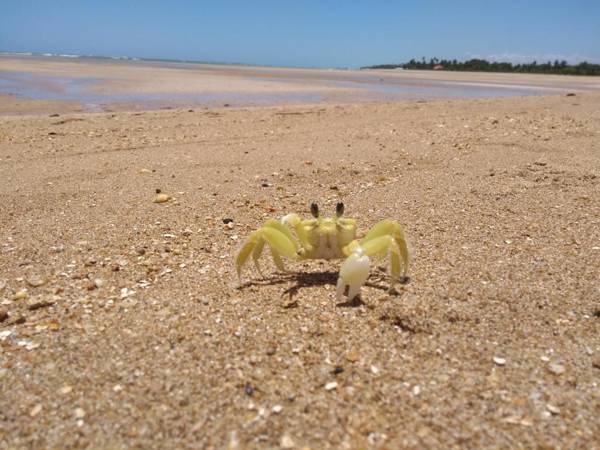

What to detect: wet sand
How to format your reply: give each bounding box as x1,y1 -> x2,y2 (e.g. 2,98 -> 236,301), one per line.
2,55 -> 600,112
0,63 -> 599,448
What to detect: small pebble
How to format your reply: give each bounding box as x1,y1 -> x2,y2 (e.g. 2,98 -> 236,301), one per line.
120,288 -> 135,298
265,345 -> 277,356
59,385 -> 73,395
26,275 -> 46,287
74,408 -> 86,419
25,341 -> 40,351
493,356 -> 506,366
27,299 -> 55,311
84,257 -> 97,267
346,348 -> 359,363
0,331 -> 12,342
548,363 -> 566,375
272,405 -> 283,414
546,404 -> 561,415
13,290 -> 28,301
29,404 -> 43,417
324,381 -> 338,391
280,434 -> 295,449
222,218 -> 234,224
153,193 -> 171,203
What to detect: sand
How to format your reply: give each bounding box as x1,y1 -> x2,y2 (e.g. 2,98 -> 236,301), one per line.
3,56 -> 600,113
1,64 -> 600,448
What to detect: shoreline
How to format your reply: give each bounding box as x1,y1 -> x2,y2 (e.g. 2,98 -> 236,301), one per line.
2,55 -> 600,114
0,90 -> 588,118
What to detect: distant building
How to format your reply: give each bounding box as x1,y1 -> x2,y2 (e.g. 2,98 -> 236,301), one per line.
433,64 -> 444,70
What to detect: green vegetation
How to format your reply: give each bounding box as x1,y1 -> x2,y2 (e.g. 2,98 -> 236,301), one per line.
363,57 -> 600,76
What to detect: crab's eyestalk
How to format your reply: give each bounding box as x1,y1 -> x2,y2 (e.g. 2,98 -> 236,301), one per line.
336,202 -> 344,218
310,202 -> 319,218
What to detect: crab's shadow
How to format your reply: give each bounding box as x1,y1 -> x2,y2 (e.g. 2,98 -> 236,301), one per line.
238,270 -> 409,308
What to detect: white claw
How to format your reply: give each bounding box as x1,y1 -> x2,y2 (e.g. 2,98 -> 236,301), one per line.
336,253 -> 371,302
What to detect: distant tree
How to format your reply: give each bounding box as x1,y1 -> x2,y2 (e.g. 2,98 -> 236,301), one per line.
362,57 -> 600,76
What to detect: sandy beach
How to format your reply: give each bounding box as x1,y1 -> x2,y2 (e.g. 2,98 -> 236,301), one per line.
2,56 -> 600,113
1,59 -> 600,449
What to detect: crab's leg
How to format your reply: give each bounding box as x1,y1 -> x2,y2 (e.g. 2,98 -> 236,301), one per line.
236,230 -> 260,279
264,219 -> 299,250
235,225 -> 298,281
281,213 -> 313,254
360,220 -> 410,276
362,235 -> 405,282
263,219 -> 299,271
270,249 -> 287,272
251,238 -> 265,277
337,220 -> 410,301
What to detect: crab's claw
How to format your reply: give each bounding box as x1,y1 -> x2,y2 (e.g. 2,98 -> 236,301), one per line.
336,252 -> 371,302
336,220 -> 410,302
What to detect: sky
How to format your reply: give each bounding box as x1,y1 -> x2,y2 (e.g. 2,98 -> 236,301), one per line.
1,1 -> 599,68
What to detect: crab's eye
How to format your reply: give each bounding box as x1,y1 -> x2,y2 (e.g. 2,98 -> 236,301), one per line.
336,202 -> 344,217
310,202 -> 319,218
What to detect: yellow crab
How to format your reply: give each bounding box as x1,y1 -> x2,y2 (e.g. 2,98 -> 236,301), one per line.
236,203 -> 410,301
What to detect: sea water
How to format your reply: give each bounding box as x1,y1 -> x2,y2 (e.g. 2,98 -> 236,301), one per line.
0,64 -> 582,112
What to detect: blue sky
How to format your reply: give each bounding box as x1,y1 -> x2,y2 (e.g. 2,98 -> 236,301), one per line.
1,1 -> 599,67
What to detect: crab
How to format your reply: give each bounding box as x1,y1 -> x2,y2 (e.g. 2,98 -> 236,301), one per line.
236,202 -> 410,301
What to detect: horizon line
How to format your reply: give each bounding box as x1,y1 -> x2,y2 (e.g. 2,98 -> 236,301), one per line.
1,50 -> 599,70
